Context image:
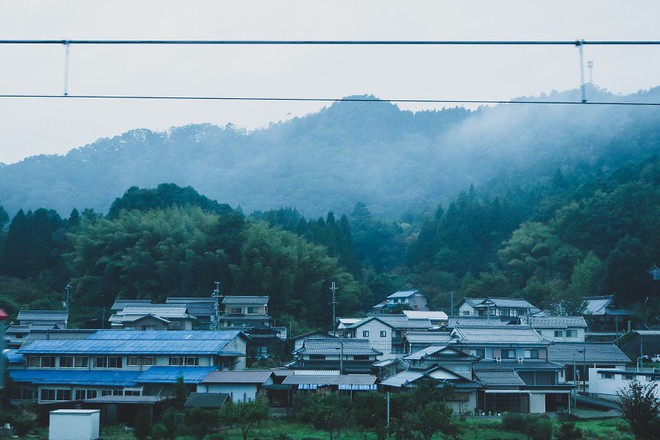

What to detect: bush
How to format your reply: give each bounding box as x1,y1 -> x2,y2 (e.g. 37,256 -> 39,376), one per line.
501,413 -> 552,440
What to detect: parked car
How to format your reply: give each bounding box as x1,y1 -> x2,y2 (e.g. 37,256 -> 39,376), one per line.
651,354 -> 660,363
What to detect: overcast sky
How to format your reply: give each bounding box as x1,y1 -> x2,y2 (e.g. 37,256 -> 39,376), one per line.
1,0 -> 659,164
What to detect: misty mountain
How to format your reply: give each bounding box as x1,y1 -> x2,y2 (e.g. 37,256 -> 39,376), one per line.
1,86 -> 659,218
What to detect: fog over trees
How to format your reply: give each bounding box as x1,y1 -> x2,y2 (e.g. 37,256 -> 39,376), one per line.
0,85 -> 658,329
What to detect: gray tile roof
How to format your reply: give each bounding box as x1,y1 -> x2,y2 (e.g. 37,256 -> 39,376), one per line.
473,360 -> 563,371
387,290 -> 421,299
185,392 -> 230,408
380,369 -> 424,387
113,304 -> 193,319
404,332 -> 453,344
404,346 -> 477,361
282,374 -> 377,386
547,343 -> 630,364
530,316 -> 587,329
296,338 -> 382,356
221,296 -> 269,306
111,299 -> 152,312
202,370 -> 273,384
474,370 -> 525,387
17,310 -> 69,322
448,317 -> 517,327
464,297 -> 537,310
583,295 -> 632,316
451,326 -> 548,345
349,315 -> 433,330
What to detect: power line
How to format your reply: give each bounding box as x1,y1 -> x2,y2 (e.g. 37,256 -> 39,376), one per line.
1,39 -> 660,46
1,93 -> 659,106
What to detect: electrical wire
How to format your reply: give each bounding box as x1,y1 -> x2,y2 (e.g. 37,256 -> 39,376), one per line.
1,39 -> 659,45
1,94 -> 659,106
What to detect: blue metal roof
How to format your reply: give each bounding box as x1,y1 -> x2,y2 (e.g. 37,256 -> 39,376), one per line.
3,349 -> 24,364
136,366 -> 217,384
18,330 -> 244,356
9,370 -> 141,387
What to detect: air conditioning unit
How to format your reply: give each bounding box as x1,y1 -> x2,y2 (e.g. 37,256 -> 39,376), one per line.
518,356 -> 524,364
495,356 -> 501,363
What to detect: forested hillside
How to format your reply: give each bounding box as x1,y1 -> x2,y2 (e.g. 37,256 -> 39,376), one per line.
0,155 -> 658,330
1,85 -> 659,219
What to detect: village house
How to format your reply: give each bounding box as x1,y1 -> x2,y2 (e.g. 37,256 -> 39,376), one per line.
219,296 -> 273,328
108,304 -> 197,330
9,330 -> 248,405
372,290 -> 429,314
588,367 -> 660,402
287,338 -> 382,374
458,297 -> 541,318
530,316 -> 588,343
197,370 -> 274,402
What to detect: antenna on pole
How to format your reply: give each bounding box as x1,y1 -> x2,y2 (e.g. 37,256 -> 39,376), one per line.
63,284 -> 71,310
330,281 -> 338,336
211,281 -> 221,330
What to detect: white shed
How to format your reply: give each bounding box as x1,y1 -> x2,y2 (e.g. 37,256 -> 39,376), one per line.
49,409 -> 100,440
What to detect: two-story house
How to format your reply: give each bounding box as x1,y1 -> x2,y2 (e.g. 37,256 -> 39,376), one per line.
287,338 -> 382,374
458,297 -> 541,318
6,310 -> 70,348
108,304 -> 197,330
530,316 -> 587,343
372,290 -> 429,314
344,315 -> 435,359
219,296 -> 273,328
10,330 -> 248,405
381,345 -> 482,414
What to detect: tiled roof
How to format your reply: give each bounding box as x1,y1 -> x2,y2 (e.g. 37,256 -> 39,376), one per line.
282,374 -> 377,386
387,290 -> 421,299
403,311 -> 448,320
583,296 -> 632,316
111,299 -> 152,312
404,346 -> 477,361
10,369 -> 142,387
202,370 -> 273,384
474,370 -> 525,387
473,360 -> 563,371
380,369 -> 424,387
296,338 -> 382,356
19,330 -> 244,356
136,366 -> 218,384
185,392 -> 230,408
448,317 -> 517,327
530,316 -> 587,329
112,304 -> 193,320
464,297 -> 537,310
547,343 -> 630,364
17,310 -> 69,322
451,326 -> 548,345
221,296 -> 269,306
166,297 -> 217,318
404,332 -> 453,344
349,315 -> 433,330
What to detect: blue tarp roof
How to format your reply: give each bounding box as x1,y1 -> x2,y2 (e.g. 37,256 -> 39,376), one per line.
10,370 -> 142,387
18,330 -> 244,356
136,366 -> 217,384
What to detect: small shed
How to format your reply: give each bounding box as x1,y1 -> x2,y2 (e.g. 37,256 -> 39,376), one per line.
49,409 -> 100,440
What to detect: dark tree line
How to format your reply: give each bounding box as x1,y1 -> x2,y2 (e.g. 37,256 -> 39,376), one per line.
0,156 -> 658,328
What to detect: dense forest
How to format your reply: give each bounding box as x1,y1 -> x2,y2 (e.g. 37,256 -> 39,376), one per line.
0,154 -> 658,330
1,85 -> 659,219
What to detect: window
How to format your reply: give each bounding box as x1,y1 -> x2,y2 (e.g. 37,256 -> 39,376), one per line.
554,330 -> 563,338
362,330 -> 369,337
380,330 -> 387,338
623,374 -> 635,381
309,355 -> 326,361
41,389 -> 71,401
354,355 -> 369,361
229,307 -> 243,314
500,349 -> 515,359
500,309 -> 511,317
28,356 -> 40,367
462,311 -> 470,316
566,330 -> 577,338
143,357 -> 156,366
185,357 -> 200,366
601,373 -> 614,379
124,389 -> 142,396
524,349 -> 540,359
169,357 -> 183,366
127,357 -> 141,366
247,307 -> 259,314
75,389 -> 97,400
74,356 -> 89,368
41,356 -> 56,367
59,356 -> 74,368
96,356 -> 122,368
472,349 -> 485,358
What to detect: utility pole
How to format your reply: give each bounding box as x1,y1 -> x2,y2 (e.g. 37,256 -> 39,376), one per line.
63,284 -> 71,310
330,281 -> 338,336
211,281 -> 221,330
